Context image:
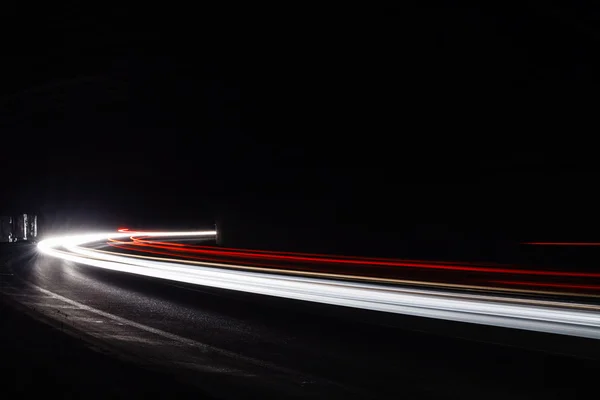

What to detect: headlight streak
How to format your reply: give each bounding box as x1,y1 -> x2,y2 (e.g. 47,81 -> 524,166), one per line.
36,230 -> 600,340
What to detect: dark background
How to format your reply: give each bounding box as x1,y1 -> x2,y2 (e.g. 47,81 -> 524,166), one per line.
2,4 -> 600,262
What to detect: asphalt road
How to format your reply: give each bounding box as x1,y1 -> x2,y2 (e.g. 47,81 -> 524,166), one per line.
2,244 -> 600,399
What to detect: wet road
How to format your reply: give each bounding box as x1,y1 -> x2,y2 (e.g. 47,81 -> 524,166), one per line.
1,244 -> 599,399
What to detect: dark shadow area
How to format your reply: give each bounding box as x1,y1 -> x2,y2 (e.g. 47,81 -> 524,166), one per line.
0,301 -> 213,399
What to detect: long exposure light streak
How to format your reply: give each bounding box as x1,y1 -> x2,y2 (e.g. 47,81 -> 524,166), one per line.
36,230 -> 600,339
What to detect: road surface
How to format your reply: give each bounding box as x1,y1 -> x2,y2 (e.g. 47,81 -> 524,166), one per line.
1,235 -> 599,399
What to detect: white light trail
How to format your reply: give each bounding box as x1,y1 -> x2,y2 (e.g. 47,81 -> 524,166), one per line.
37,230 -> 600,340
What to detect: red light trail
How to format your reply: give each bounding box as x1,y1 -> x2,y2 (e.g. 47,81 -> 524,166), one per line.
105,236 -> 600,297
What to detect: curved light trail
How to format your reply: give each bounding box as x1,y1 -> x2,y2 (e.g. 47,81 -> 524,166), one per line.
37,230 -> 600,340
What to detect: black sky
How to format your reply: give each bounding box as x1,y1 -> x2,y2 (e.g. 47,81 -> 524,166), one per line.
2,4 -> 600,251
